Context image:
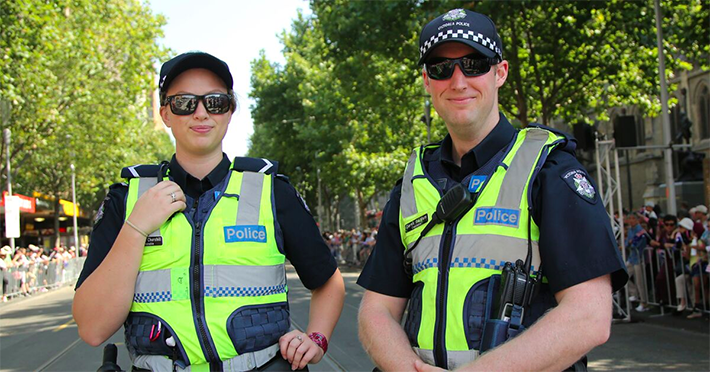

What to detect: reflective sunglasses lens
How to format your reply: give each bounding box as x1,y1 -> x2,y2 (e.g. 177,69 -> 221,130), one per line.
426,60 -> 454,80
171,95 -> 198,115
204,94 -> 231,114
460,57 -> 491,77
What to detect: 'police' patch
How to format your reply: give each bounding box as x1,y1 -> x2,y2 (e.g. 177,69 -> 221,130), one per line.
224,225 -> 267,243
561,169 -> 596,204
474,207 -> 520,227
405,214 -> 429,233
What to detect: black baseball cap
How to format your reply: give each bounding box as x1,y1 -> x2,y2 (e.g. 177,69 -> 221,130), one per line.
418,9 -> 503,65
159,52 -> 233,93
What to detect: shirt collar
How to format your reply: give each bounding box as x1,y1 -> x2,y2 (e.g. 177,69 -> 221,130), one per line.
438,113 -> 516,178
169,153 -> 231,199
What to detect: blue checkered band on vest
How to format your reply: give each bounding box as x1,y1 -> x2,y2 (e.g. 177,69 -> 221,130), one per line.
413,258 -> 439,275
133,291 -> 172,303
204,284 -> 287,298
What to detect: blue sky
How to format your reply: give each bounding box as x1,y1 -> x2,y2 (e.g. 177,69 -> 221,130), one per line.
148,0 -> 311,158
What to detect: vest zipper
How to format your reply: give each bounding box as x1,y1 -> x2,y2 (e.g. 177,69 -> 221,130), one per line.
433,221 -> 455,369
192,214 -> 220,368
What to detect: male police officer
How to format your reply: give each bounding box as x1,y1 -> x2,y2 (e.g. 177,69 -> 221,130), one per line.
73,52 -> 344,371
357,9 -> 627,371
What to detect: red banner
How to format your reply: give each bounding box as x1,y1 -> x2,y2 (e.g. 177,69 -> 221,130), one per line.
2,191 -> 36,213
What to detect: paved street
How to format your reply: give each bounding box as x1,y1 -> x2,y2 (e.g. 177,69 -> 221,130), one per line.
0,265 -> 708,371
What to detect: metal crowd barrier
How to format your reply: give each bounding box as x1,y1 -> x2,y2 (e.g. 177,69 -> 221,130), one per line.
633,246 -> 709,315
1,257 -> 86,301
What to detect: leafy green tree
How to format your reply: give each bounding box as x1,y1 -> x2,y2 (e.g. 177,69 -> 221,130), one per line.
0,0 -> 172,245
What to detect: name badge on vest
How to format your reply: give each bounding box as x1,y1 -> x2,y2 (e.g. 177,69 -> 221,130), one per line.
224,225 -> 268,243
145,236 -> 163,246
474,207 -> 520,227
405,214 -> 429,233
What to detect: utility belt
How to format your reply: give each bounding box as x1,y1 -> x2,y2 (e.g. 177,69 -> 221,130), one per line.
130,344 -> 281,372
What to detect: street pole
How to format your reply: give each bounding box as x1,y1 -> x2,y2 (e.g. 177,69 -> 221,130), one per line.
3,128 -> 14,251
424,99 -> 432,143
70,163 -> 79,253
654,0 -> 677,215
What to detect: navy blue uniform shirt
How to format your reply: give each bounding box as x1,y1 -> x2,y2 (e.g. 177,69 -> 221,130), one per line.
358,114 -> 627,321
77,154 -> 336,290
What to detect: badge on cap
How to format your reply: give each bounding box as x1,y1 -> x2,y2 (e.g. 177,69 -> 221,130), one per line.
561,169 -> 596,203
443,9 -> 466,21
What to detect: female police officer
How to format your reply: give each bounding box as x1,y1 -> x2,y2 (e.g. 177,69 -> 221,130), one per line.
73,52 -> 344,371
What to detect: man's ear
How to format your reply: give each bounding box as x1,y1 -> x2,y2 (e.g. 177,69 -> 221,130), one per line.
422,67 -> 432,95
495,60 -> 509,88
160,105 -> 171,128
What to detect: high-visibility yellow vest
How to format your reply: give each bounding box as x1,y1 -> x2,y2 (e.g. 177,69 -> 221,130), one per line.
399,128 -> 565,369
122,158 -> 288,371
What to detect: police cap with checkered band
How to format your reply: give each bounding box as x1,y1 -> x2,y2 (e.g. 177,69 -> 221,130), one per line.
418,9 -> 503,65
159,51 -> 233,94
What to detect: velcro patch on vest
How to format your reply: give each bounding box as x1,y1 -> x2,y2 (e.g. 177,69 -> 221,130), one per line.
468,175 -> 488,193
473,207 -> 520,227
405,214 -> 429,233
224,225 -> 268,243
145,236 -> 163,246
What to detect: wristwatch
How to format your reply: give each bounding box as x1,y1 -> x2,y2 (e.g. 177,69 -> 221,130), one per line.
308,332 -> 328,353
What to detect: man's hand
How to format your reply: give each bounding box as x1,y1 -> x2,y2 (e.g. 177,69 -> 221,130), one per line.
414,360 -> 446,372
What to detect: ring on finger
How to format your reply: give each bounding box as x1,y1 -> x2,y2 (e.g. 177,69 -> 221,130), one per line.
296,335 -> 303,341
170,192 -> 176,203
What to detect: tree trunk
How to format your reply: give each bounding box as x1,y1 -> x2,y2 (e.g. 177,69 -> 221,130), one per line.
53,194 -> 61,248
356,188 -> 368,229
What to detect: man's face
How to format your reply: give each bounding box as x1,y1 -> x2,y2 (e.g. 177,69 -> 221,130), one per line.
664,220 -> 676,232
160,68 -> 232,158
422,42 -> 508,136
626,215 -> 638,227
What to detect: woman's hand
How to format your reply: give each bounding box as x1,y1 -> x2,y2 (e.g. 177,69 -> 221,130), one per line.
279,330 -> 324,370
126,180 -> 186,234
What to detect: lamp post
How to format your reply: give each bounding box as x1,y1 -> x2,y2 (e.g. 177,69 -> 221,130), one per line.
424,100 -> 432,143
70,163 -> 79,253
654,0 -> 677,215
3,128 -> 14,251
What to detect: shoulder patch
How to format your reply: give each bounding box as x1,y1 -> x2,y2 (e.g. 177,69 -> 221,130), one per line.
561,169 -> 597,204
294,188 -> 311,214
94,197 -> 109,226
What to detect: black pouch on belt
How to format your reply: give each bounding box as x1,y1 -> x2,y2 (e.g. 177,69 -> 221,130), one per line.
480,260 -> 535,352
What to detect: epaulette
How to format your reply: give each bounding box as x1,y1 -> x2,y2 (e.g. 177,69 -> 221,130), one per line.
527,122 -> 577,154
232,157 -> 278,175
108,182 -> 128,190
120,164 -> 162,179
275,174 -> 290,183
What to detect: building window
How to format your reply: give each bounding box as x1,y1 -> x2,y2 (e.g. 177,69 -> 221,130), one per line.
698,85 -> 710,140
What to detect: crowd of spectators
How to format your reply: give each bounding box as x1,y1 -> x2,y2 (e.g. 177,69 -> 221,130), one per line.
0,243 -> 84,302
322,228 -> 378,267
623,202 -> 709,319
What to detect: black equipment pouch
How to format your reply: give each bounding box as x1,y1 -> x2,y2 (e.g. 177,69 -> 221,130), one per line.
480,260 -> 537,352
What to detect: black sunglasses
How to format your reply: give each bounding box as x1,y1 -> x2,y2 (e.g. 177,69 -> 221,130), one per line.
165,93 -> 233,115
425,54 -> 500,80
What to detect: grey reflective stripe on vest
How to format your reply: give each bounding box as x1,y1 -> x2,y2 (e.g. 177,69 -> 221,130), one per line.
236,172 -> 265,225
411,234 -> 540,275
134,265 -> 285,303
401,149 -> 419,219
414,347 -> 480,370
131,343 -> 280,372
136,177 -> 162,237
203,264 -> 286,298
134,269 -> 172,303
495,129 -> 549,209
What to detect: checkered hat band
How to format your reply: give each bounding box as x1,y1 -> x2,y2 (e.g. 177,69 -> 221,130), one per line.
134,291 -> 172,303
420,29 -> 501,60
205,284 -> 287,298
